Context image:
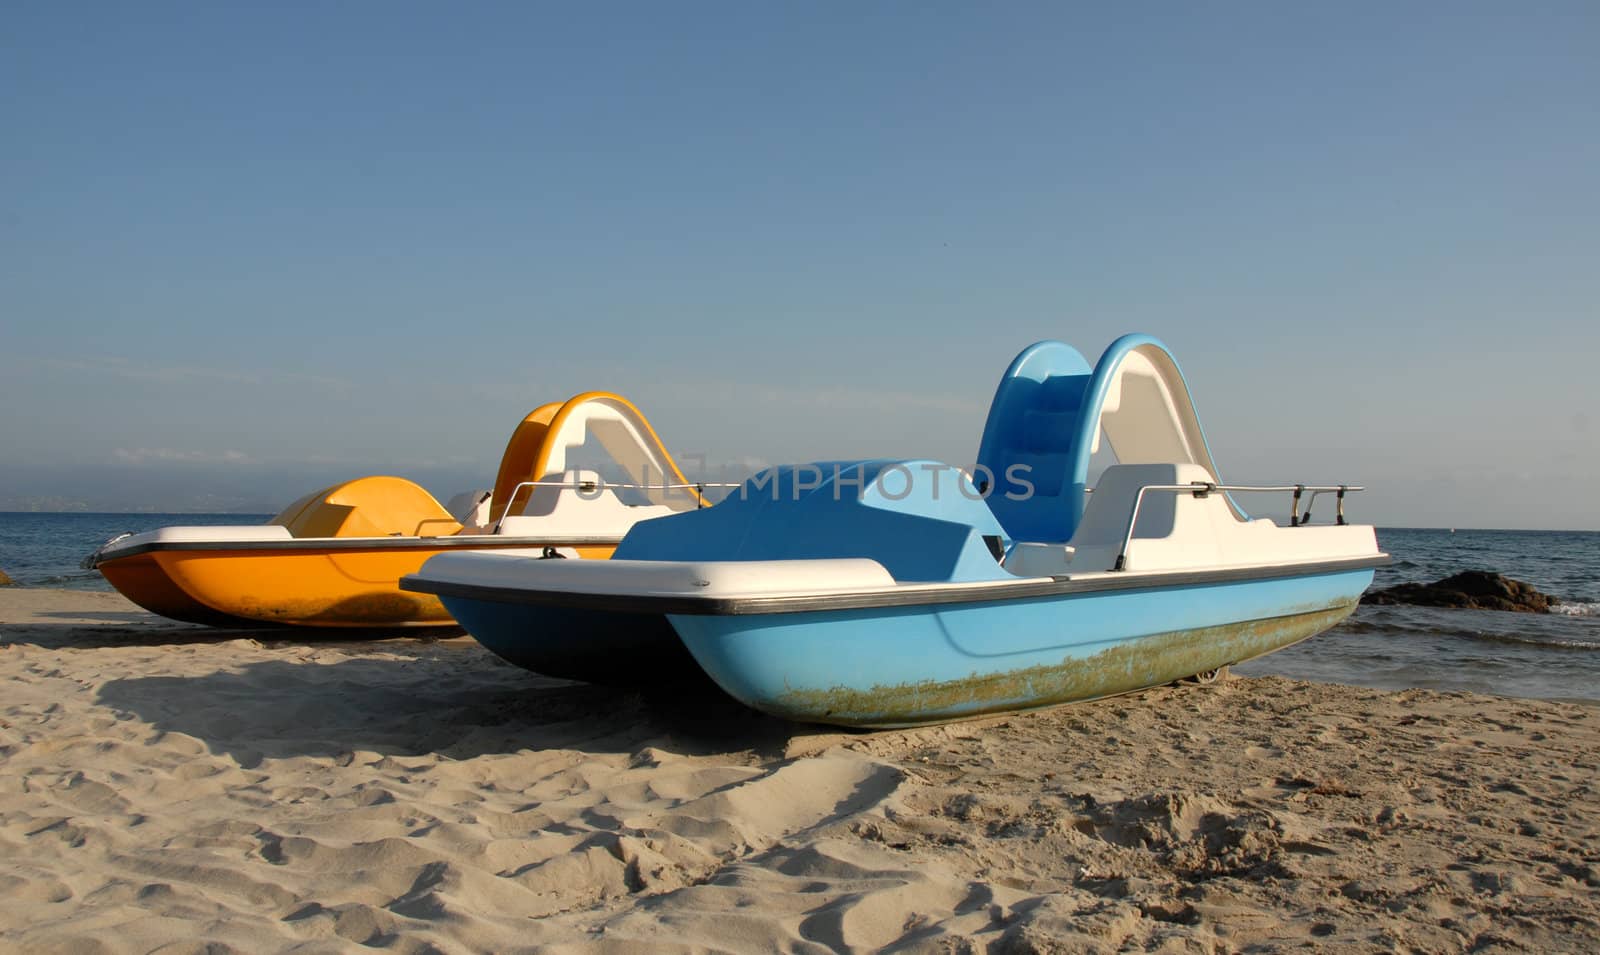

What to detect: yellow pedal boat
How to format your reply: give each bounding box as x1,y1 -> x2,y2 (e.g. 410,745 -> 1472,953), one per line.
85,392 -> 705,628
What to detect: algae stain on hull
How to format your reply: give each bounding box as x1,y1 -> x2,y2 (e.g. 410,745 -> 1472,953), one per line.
242,591 -> 451,627
771,601 -> 1358,728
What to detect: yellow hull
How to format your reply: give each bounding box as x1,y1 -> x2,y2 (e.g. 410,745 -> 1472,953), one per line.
98,553 -> 273,628
103,543 -> 616,628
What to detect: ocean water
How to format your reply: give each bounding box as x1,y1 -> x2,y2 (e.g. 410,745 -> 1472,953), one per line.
1235,527 -> 1600,704
2,514 -> 1597,703
0,512 -> 272,590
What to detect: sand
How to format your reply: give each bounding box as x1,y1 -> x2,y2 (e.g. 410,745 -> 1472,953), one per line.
2,589 -> 1597,954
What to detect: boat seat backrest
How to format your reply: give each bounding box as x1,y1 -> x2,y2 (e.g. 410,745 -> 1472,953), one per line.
445,489 -> 494,528
1072,463 -> 1194,541
515,469 -> 604,518
1065,463 -> 1216,571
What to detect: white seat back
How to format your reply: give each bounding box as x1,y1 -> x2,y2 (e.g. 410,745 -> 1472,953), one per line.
1066,463 -> 1218,571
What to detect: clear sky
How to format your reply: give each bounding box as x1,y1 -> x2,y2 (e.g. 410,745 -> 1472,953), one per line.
2,2 -> 1597,528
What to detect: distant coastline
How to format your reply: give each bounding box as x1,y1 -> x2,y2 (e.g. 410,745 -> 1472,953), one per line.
3,511 -> 1598,534
0,508 -> 276,516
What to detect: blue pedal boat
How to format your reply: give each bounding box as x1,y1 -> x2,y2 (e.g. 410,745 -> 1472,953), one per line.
403,334 -> 1387,727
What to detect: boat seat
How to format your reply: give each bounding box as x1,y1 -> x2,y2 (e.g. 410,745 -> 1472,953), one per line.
499,469 -> 685,539
1004,541 -> 1076,577
445,489 -> 494,528
1063,463 -> 1214,572
514,469 -> 603,518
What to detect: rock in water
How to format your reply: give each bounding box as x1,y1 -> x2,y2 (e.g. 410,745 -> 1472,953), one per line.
0,568 -> 12,586
1363,571 -> 1557,613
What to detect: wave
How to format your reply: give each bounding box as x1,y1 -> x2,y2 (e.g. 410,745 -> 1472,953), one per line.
10,570 -> 110,589
1340,621 -> 1598,649
1552,601 -> 1600,617
1461,631 -> 1600,652
1340,605 -> 1600,650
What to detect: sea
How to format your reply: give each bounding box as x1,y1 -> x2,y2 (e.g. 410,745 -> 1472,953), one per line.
1,514 -> 1597,704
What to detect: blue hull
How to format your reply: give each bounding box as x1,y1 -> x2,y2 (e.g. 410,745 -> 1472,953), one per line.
441,594 -> 712,688
667,569 -> 1372,727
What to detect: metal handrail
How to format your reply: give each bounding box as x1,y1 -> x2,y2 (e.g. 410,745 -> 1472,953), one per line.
81,532 -> 134,569
495,479 -> 743,526
1113,482 -> 1365,571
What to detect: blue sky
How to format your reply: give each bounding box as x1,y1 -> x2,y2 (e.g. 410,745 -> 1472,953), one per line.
2,3 -> 1597,527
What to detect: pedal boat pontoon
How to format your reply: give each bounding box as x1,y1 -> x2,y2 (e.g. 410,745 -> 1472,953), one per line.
85,392 -> 705,628
403,336 -> 1387,724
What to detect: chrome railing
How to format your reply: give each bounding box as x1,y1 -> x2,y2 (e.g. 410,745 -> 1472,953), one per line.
1113,482 -> 1365,571
494,479 -> 743,526
81,532 -> 134,569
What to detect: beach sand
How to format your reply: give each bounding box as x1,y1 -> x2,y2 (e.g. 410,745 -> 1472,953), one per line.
2,588 -> 1597,953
